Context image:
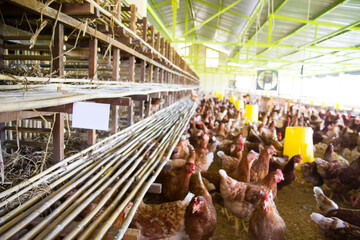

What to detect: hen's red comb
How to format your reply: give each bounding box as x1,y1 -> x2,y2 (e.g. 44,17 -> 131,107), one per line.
264,192 -> 268,201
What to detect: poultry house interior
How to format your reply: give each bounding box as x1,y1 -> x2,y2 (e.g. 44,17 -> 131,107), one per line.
1,0 -> 360,240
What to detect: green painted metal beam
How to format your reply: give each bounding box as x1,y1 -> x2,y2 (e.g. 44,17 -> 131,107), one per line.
147,2 -> 173,41
300,19 -> 360,48
231,0 -> 287,57
165,22 -> 238,37
255,0 -> 349,57
195,0 -> 249,19
150,0 -> 169,26
174,39 -> 360,51
274,14 -> 360,31
268,13 -> 273,43
176,0 -> 244,40
276,19 -> 360,64
236,0 -> 269,41
183,55 -> 359,66
185,0 -> 189,41
152,1 -> 171,9
172,0 -> 177,39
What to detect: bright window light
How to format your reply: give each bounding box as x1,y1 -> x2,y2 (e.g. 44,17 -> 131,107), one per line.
206,48 -> 219,67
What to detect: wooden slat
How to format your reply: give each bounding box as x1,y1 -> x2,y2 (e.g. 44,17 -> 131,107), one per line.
4,44 -> 50,50
61,2 -> 100,18
0,111 -> 54,122
6,140 -> 51,147
91,97 -> 132,106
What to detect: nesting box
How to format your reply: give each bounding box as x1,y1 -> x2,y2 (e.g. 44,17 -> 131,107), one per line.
244,104 -> 258,123
283,127 -> 314,166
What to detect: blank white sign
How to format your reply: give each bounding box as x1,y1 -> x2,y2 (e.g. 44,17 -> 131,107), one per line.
72,102 -> 110,131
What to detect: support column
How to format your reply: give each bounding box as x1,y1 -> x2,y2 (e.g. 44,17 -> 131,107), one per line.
0,122 -> 5,156
139,100 -> 144,119
129,4 -> 137,82
128,100 -> 134,126
148,65 -> 153,82
110,105 -> 118,134
89,37 -> 98,79
87,129 -> 96,146
140,60 -> 146,82
159,69 -> 164,83
53,23 -> 64,77
53,113 -> 64,163
153,67 -> 158,83
145,101 -> 151,117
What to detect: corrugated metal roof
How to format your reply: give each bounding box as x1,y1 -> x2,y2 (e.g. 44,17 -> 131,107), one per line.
147,0 -> 360,76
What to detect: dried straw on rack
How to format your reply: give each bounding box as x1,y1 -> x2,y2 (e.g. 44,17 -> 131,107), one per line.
0,74 -> 198,113
0,99 -> 197,239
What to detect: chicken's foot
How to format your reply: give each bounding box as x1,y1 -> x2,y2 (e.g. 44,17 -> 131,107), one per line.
221,207 -> 231,222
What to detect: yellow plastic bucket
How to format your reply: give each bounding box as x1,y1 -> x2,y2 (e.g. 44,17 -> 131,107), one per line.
283,127 -> 314,167
235,100 -> 241,110
214,91 -> 218,97
244,104 -> 258,123
229,96 -> 235,103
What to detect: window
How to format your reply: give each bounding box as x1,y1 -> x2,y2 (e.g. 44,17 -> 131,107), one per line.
206,48 -> 219,67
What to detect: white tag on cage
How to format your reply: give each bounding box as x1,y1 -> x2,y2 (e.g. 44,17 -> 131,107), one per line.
72,102 -> 110,131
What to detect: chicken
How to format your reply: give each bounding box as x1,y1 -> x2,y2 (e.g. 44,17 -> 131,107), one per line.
315,158 -> 351,194
219,169 -> 267,232
324,143 -> 336,162
131,192 -> 194,240
277,154 -> 302,190
171,138 -> 189,159
250,145 -> 277,182
230,150 -> 257,182
260,169 -> 284,198
249,191 -> 286,240
150,98 -> 164,114
314,187 -> 360,227
185,172 -> 217,240
195,146 -> 214,172
207,136 -> 221,154
339,156 -> 360,190
300,161 -> 324,186
216,122 -> 227,140
158,145 -> 196,201
217,149 -> 241,174
310,213 -> 360,240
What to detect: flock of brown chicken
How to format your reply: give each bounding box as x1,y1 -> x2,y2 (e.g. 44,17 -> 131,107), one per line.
128,95 -> 360,240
